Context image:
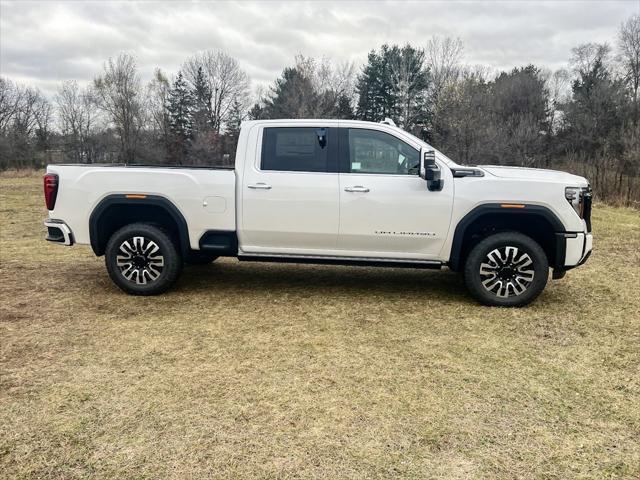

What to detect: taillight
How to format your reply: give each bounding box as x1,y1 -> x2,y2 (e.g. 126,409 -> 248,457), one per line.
44,173 -> 59,210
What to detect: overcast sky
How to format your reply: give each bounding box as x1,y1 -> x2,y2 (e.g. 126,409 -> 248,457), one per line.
1,0 -> 638,97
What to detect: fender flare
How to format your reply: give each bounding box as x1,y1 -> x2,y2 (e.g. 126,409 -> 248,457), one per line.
89,194 -> 190,256
448,203 -> 566,271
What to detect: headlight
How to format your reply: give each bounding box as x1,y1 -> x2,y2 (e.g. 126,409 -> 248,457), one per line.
565,186 -> 586,218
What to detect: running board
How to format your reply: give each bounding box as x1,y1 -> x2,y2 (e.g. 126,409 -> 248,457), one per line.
238,253 -> 442,270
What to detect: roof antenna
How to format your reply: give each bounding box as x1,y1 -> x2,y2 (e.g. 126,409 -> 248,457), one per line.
380,117 -> 397,127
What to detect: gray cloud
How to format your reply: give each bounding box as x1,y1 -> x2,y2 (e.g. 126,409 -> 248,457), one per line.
1,0 -> 638,97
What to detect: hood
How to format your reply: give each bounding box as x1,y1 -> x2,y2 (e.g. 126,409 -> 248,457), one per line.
479,165 -> 589,186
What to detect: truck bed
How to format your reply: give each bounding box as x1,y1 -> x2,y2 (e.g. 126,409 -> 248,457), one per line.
46,164 -> 237,250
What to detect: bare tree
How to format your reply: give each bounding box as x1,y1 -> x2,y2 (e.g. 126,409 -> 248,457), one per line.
425,37 -> 465,140
292,54 -> 357,116
182,51 -> 250,133
0,79 -> 52,168
570,43 -> 612,77
93,53 -> 144,163
56,80 -> 100,162
145,68 -> 171,159
0,77 -> 23,132
34,93 -> 53,152
546,69 -> 570,104
294,55 -> 356,98
544,68 -> 571,133
12,86 -> 45,138
331,60 -> 357,104
426,36 -> 464,96
618,14 -> 640,122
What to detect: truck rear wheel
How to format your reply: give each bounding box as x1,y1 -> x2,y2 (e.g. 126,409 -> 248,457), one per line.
105,223 -> 182,295
463,232 -> 548,307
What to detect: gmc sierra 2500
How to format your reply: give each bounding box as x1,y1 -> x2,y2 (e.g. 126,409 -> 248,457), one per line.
44,119 -> 593,306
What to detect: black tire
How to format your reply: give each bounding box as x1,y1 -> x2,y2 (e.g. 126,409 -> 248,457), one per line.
184,251 -> 218,265
105,223 -> 183,295
464,232 -> 549,307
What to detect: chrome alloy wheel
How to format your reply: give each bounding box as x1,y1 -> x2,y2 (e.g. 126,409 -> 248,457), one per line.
116,236 -> 165,285
479,246 -> 535,298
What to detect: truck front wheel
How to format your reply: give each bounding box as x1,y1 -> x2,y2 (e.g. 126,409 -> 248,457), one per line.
105,223 -> 183,295
463,232 -> 549,307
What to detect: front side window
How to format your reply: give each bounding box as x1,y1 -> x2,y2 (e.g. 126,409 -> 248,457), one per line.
261,127 -> 329,172
347,129 -> 419,175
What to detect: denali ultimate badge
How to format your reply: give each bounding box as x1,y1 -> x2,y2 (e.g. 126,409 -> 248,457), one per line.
375,230 -> 437,237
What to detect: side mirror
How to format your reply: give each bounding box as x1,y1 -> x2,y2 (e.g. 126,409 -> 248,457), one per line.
420,149 -> 443,191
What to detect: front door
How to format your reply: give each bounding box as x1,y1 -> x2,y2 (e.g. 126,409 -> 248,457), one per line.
241,126 -> 340,254
338,127 -> 454,260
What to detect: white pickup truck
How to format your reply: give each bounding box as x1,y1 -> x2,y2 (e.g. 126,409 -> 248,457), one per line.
44,119 -> 593,306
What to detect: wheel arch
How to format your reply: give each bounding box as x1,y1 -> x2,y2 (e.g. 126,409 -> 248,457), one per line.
448,203 -> 566,272
89,194 -> 190,257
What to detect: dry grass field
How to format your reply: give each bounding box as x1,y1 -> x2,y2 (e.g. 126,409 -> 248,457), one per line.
1,170 -> 639,479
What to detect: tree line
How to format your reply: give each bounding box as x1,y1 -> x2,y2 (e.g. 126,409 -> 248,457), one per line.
1,14 -> 639,205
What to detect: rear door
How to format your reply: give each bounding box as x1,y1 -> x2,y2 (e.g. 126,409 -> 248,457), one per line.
240,125 -> 339,253
337,127 -> 454,259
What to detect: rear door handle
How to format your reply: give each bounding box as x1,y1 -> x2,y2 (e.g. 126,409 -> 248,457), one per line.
247,183 -> 272,190
344,186 -> 370,193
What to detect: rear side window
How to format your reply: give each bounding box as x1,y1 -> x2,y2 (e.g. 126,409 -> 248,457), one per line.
261,127 -> 330,172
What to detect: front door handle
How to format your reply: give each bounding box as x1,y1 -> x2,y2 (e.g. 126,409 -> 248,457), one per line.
247,183 -> 272,190
344,185 -> 370,193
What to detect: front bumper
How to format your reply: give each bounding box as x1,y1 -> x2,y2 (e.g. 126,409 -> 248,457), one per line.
552,231 -> 592,279
564,232 -> 593,267
44,219 -> 74,246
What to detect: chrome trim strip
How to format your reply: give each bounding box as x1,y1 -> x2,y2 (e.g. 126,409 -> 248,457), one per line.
44,220 -> 73,246
238,252 -> 441,265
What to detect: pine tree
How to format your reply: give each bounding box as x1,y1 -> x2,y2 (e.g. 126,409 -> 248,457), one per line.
248,102 -> 266,120
356,49 -> 387,121
223,98 -> 244,165
262,67 -> 318,118
387,44 -> 430,129
192,66 -> 213,135
564,56 -> 626,157
227,99 -> 244,138
167,71 -> 194,164
335,93 -> 354,119
355,44 -> 430,129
